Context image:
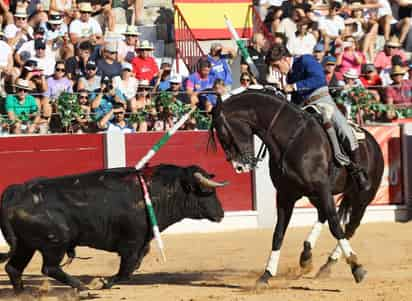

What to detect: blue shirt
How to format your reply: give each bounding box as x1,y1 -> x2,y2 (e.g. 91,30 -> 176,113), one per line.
287,54 -> 327,105
208,54 -> 233,86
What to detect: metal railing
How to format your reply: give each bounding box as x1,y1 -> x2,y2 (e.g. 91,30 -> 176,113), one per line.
173,4 -> 206,73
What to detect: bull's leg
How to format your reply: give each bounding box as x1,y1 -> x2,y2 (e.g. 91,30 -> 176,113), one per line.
256,193 -> 296,290
5,244 -> 35,294
41,248 -> 87,290
100,244 -> 150,289
318,185 -> 366,283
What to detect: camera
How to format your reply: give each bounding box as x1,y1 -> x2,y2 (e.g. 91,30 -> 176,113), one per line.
102,77 -> 113,93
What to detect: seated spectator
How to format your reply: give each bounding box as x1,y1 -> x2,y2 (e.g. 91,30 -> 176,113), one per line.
313,42 -> 325,63
5,78 -> 42,134
65,41 -> 94,82
185,58 -> 216,107
69,2 -> 103,46
262,5 -> 283,33
77,60 -> 102,92
0,30 -> 14,89
15,25 -> 48,67
240,72 -> 252,88
287,17 -> 316,56
336,36 -> 366,79
338,68 -> 363,90
207,43 -> 235,89
45,61 -> 73,102
97,102 -> 134,133
131,40 -> 159,81
374,36 -> 407,72
201,78 -> 227,113
73,89 -> 92,133
118,25 -> 141,63
240,32 -> 267,84
360,64 -> 382,88
379,54 -> 405,87
49,0 -> 78,24
44,11 -> 71,60
277,7 -> 300,42
167,74 -> 184,95
32,38 -> 56,76
322,56 -> 340,97
385,65 -> 412,106
4,5 -> 33,51
96,41 -> 122,80
132,79 -> 156,131
91,0 -> 115,33
151,62 -> 173,92
91,77 -> 124,121
318,1 -> 345,53
112,62 -> 138,111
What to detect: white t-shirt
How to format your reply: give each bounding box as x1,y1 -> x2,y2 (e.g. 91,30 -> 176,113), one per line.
33,55 -> 56,76
0,41 -> 12,68
69,18 -> 102,38
287,33 -> 317,56
277,18 -> 297,41
318,15 -> 345,37
117,40 -> 136,62
113,75 -> 138,99
3,24 -> 33,50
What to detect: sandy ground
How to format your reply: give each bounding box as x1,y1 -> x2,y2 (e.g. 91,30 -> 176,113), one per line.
0,222 -> 412,301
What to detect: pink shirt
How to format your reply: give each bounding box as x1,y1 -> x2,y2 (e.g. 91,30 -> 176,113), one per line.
339,51 -> 365,75
385,80 -> 412,104
374,49 -> 407,70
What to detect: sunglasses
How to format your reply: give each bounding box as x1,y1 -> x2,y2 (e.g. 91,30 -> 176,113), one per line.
16,88 -> 27,92
86,67 -> 96,71
16,17 -> 26,20
241,78 -> 251,82
79,95 -> 89,99
80,11 -> 91,14
55,68 -> 65,72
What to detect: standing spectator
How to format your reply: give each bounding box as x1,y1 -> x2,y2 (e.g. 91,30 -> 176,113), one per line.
4,5 -> 33,50
131,40 -> 159,81
45,61 -> 73,102
185,58 -> 216,107
97,102 -> 134,133
118,25 -> 140,63
69,2 -> 103,46
96,41 -> 122,80
240,32 -> 267,84
374,36 -> 407,72
336,36 -> 366,79
65,41 -> 94,82
151,62 -> 173,91
6,78 -> 41,134
287,17 -> 317,56
207,42 -> 235,89
112,62 -> 138,111
318,1 -> 345,53
77,60 -> 102,92
32,38 -> 56,76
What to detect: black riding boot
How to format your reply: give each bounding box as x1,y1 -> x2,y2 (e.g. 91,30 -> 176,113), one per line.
347,148 -> 371,191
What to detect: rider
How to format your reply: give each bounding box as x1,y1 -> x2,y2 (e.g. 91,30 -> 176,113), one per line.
268,45 -> 370,191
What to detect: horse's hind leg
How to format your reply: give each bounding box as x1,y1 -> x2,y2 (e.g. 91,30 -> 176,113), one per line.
5,243 -> 35,294
318,185 -> 366,283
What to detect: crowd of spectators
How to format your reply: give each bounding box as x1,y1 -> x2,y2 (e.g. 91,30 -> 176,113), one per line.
0,0 -> 237,135
253,0 -> 412,122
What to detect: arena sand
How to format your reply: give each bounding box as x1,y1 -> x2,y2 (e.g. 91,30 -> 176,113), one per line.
0,222 -> 411,301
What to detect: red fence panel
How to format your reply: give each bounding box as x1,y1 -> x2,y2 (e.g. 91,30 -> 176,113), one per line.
125,131 -> 253,211
0,134 -> 105,195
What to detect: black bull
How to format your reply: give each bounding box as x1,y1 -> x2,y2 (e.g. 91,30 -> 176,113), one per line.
0,164 -> 228,293
210,90 -> 384,287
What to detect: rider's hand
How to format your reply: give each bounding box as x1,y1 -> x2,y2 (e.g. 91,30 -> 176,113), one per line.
284,84 -> 295,93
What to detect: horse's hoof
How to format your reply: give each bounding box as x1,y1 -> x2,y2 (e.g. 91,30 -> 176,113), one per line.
300,261 -> 313,275
255,271 -> 271,292
352,265 -> 367,283
87,277 -> 106,290
299,241 -> 312,269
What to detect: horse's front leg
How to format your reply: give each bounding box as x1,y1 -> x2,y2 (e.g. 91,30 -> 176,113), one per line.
256,193 -> 297,290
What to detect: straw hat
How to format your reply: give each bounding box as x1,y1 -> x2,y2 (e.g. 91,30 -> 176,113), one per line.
343,68 -> 359,79
136,40 -> 154,50
351,2 -> 362,9
78,2 -> 93,13
14,6 -> 28,18
14,78 -> 32,91
386,36 -> 401,48
123,25 -> 141,36
390,65 -> 407,76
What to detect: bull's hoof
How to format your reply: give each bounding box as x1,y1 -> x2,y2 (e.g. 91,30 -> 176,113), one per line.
315,258 -> 337,279
255,271 -> 271,292
352,265 -> 367,283
87,277 -> 107,290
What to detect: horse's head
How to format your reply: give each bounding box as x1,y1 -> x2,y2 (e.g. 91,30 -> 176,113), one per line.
210,99 -> 258,173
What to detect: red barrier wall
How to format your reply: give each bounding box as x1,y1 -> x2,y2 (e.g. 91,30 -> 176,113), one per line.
0,134 -> 105,194
125,132 -> 254,211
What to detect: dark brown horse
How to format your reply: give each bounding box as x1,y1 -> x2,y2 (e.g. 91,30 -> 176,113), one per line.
209,89 -> 384,288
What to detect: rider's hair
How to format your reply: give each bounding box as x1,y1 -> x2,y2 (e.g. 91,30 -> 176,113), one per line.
267,45 -> 291,64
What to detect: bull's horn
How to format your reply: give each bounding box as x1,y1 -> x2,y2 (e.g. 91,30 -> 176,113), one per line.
194,172 -> 229,188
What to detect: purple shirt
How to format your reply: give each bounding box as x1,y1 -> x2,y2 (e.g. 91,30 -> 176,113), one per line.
45,76 -> 73,100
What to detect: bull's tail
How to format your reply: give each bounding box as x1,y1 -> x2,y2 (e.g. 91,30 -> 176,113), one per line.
0,185 -> 19,263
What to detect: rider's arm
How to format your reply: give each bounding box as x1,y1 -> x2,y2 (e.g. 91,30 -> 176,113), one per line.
294,55 -> 326,92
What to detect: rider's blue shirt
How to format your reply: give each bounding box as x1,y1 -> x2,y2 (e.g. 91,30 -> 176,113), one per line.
287,54 -> 327,105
